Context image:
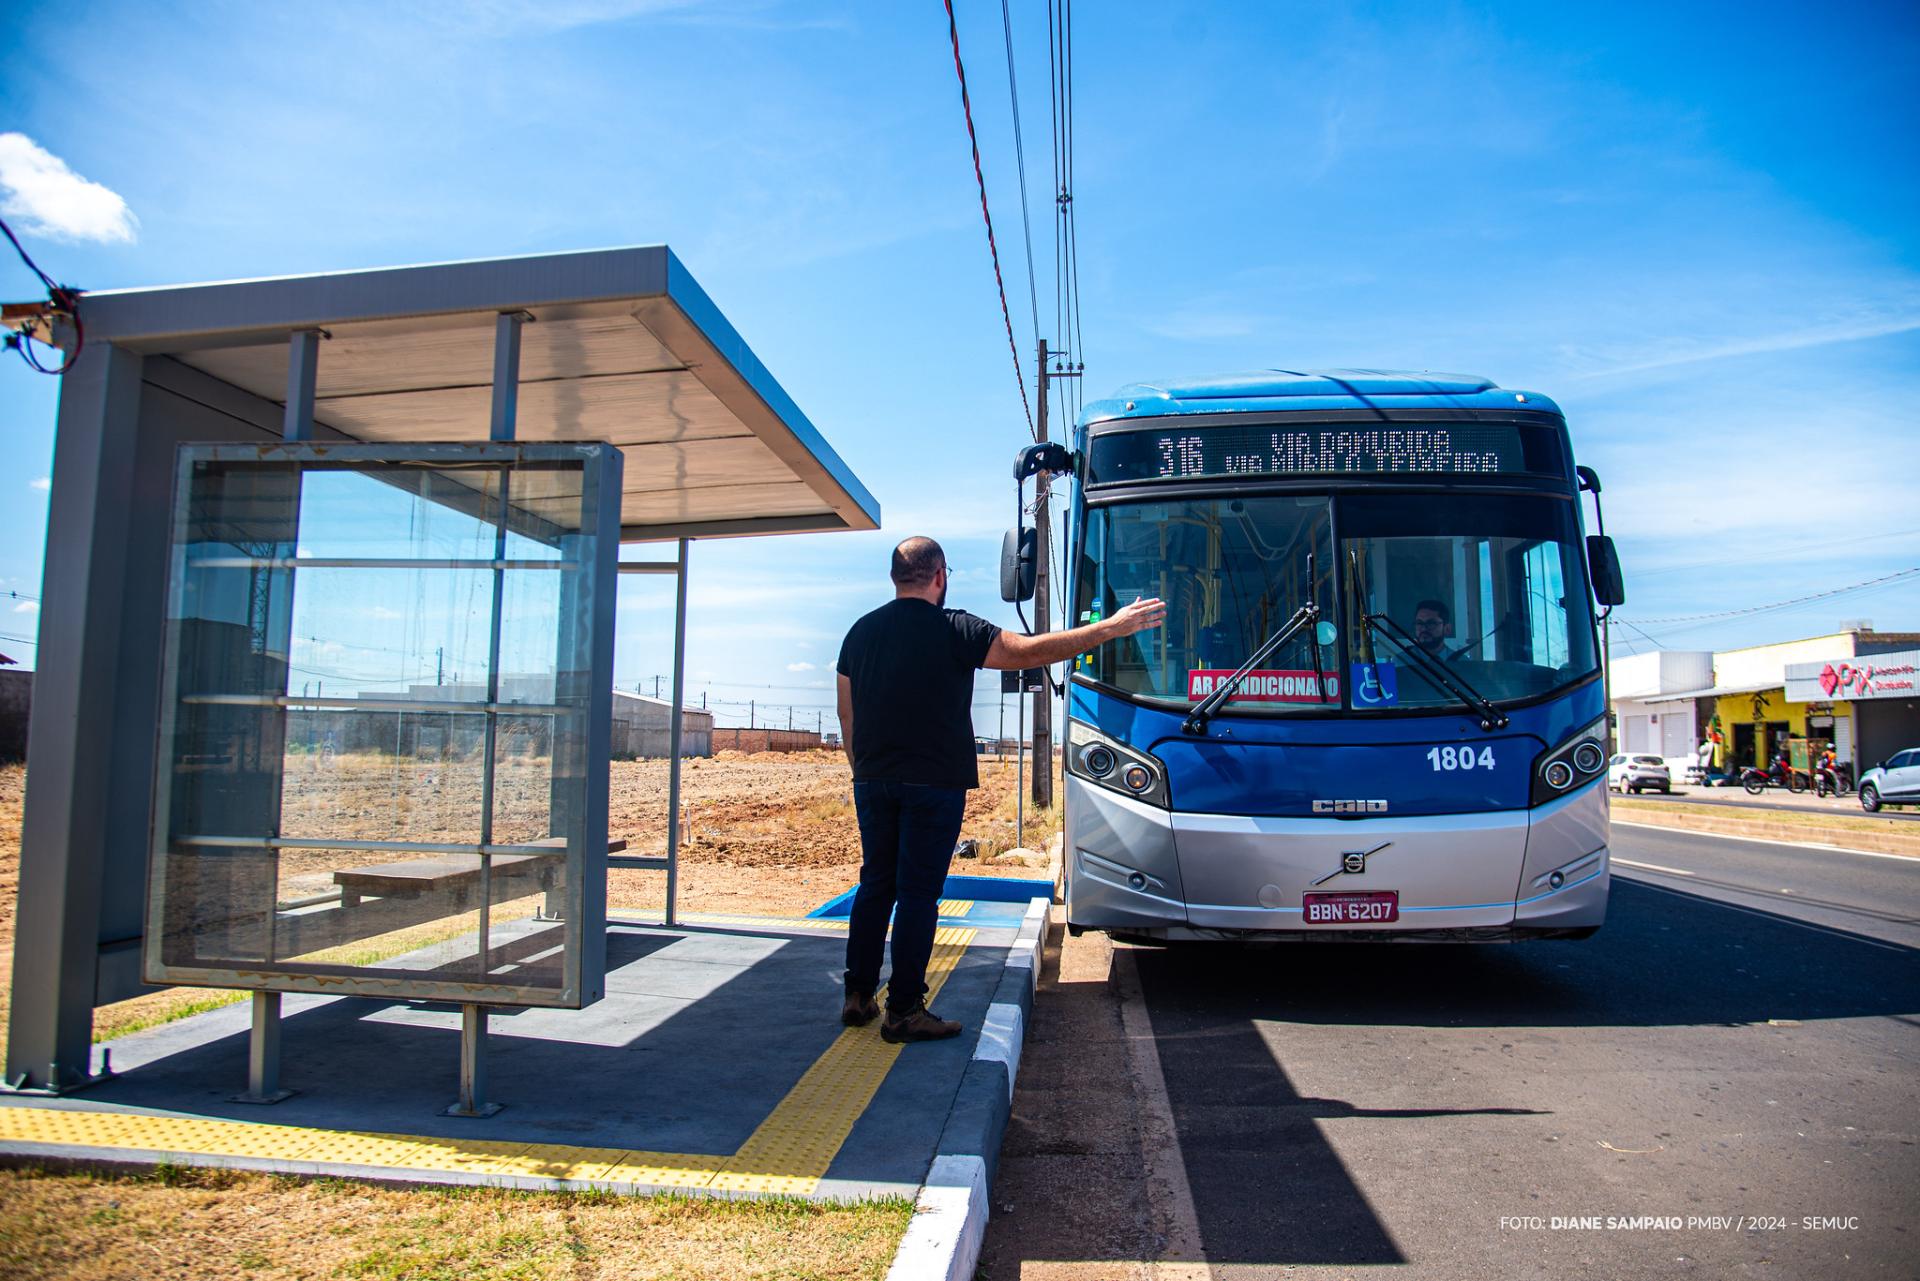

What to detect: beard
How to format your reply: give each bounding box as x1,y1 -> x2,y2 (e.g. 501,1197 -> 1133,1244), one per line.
937,578 -> 948,607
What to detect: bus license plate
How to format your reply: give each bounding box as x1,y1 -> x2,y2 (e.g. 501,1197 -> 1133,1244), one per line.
1302,891 -> 1399,924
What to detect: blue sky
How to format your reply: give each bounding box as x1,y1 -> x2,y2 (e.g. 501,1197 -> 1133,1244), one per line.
2,0 -> 1917,731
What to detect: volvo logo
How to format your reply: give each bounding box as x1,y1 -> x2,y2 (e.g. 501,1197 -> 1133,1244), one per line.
1312,799 -> 1389,814
1312,841 -> 1394,886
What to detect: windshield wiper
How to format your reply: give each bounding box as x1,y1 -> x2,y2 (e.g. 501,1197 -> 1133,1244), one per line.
1361,612 -> 1510,731
1183,553 -> 1328,736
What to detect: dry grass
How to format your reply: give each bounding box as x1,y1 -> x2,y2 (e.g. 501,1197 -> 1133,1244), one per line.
1614,793 -> 1920,857
0,1165 -> 911,1281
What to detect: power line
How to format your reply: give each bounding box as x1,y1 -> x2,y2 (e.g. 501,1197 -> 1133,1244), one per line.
999,0 -> 1042,372
944,0 -> 1035,436
1620,567 -> 1920,626
0,215 -> 84,375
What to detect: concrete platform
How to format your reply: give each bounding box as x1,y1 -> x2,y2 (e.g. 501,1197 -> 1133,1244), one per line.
0,893 -> 1044,1203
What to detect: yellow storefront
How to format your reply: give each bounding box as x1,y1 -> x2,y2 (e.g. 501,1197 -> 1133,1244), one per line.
1709,688 -> 1854,770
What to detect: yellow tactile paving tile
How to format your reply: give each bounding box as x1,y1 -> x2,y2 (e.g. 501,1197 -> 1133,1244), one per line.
710,925 -> 975,1196
319,1131 -> 538,1174
937,899 -> 975,917
601,1150 -> 729,1189
0,1106 -> 330,1161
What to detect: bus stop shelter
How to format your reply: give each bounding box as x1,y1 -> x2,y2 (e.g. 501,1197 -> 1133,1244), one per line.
5,246 -> 880,1095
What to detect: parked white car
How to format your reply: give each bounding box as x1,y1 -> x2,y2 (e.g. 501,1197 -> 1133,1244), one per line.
1858,748 -> 1920,813
1607,753 -> 1671,795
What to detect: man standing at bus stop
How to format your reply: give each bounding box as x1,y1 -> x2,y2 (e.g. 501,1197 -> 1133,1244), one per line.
835,536 -> 1165,1042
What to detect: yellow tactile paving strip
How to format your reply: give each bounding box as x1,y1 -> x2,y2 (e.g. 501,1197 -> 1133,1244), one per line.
936,899 -> 974,918
711,925 -> 973,1194
0,925 -> 979,1199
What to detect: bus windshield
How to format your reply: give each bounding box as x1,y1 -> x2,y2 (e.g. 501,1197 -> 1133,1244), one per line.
1074,495 -> 1339,710
1075,492 -> 1599,712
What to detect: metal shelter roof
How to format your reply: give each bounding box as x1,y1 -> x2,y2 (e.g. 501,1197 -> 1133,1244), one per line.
74,245 -> 880,541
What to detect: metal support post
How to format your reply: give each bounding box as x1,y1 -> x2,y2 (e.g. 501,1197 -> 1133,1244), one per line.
231,991 -> 295,1104
1031,340 -> 1055,809
444,1003 -> 502,1117
283,328 -> 325,441
665,539 -> 689,926
490,311 -> 531,441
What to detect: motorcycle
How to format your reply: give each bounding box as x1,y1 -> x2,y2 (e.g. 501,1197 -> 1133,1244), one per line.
1814,762 -> 1853,798
1741,759 -> 1806,795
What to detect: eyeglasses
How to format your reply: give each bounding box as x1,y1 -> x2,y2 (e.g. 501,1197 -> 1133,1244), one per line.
1414,617 -> 1444,629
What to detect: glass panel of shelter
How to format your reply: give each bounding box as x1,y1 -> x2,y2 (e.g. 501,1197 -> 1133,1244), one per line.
149,446 -> 601,1006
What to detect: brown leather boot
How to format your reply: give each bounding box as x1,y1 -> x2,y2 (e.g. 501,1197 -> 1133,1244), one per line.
880,1001 -> 961,1044
841,987 -> 880,1027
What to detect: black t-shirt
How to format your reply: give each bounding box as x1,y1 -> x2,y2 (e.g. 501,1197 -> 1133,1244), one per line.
837,598 -> 1001,789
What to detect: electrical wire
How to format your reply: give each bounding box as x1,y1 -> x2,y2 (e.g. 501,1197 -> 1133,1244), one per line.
944,0 -> 1035,437
1620,568 -> 1920,625
999,0 -> 1043,378
0,215 -> 84,375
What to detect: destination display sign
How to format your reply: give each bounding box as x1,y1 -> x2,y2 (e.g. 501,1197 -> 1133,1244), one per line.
1087,422 -> 1562,485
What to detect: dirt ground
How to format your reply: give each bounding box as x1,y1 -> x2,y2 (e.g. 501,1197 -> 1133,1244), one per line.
0,752 -> 1059,1055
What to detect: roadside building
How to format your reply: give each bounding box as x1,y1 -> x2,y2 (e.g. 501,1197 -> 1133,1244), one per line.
610,690 -> 714,759
1784,647 -> 1920,771
1610,626 -> 1920,773
1608,650 -> 1712,762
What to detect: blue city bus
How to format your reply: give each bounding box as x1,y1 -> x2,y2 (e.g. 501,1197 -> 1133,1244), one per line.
1003,370 -> 1626,941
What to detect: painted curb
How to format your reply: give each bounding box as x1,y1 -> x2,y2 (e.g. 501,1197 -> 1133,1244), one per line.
885,895 -> 1048,1281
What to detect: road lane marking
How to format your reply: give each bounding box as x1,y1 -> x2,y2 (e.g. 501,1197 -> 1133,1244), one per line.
1612,820 -> 1920,863
1112,944 -> 1212,1281
1613,857 -> 1696,876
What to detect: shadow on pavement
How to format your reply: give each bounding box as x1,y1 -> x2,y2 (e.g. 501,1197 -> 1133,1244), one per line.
1137,878 -> 1920,1030
1124,878 -> 1920,1267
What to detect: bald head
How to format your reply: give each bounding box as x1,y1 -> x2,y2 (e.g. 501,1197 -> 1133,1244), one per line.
891,536 -> 947,600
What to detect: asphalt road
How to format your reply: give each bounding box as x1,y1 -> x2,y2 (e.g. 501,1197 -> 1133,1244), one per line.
980,826 -> 1920,1279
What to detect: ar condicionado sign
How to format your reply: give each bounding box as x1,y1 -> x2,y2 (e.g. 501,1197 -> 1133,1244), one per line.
1187,669 -> 1341,703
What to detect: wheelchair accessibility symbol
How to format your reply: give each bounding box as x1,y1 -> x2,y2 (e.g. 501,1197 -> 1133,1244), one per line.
1350,662 -> 1398,708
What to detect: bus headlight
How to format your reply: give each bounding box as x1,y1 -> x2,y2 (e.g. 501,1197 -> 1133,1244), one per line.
1067,719 -> 1169,808
1531,715 -> 1608,806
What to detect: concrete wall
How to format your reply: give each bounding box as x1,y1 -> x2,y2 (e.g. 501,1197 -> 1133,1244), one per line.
1609,650 -> 1712,699
711,727 -> 822,753
0,668 -> 29,762
609,691 -> 714,759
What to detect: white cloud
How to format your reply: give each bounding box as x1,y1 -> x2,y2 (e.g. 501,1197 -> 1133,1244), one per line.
12,600 -> 36,615
785,661 -> 816,672
28,477 -> 50,491
0,134 -> 138,244
1573,313 -> 1920,381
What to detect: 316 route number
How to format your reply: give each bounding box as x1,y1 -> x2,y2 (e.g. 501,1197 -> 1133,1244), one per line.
1427,746 -> 1496,771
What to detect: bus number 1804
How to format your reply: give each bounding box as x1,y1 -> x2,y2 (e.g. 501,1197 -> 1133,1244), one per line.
1427,746 -> 1496,771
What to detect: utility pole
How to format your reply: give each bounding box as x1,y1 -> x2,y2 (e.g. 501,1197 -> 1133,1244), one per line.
749,699 -> 755,729
653,674 -> 662,699
1031,338 -> 1079,809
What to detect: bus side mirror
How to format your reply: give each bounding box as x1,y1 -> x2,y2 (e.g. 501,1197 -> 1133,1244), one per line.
1001,526 -> 1037,602
1576,465 -> 1602,494
1588,534 -> 1625,607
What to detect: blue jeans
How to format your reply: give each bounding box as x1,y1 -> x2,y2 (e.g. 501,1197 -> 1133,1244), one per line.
847,780 -> 967,1013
